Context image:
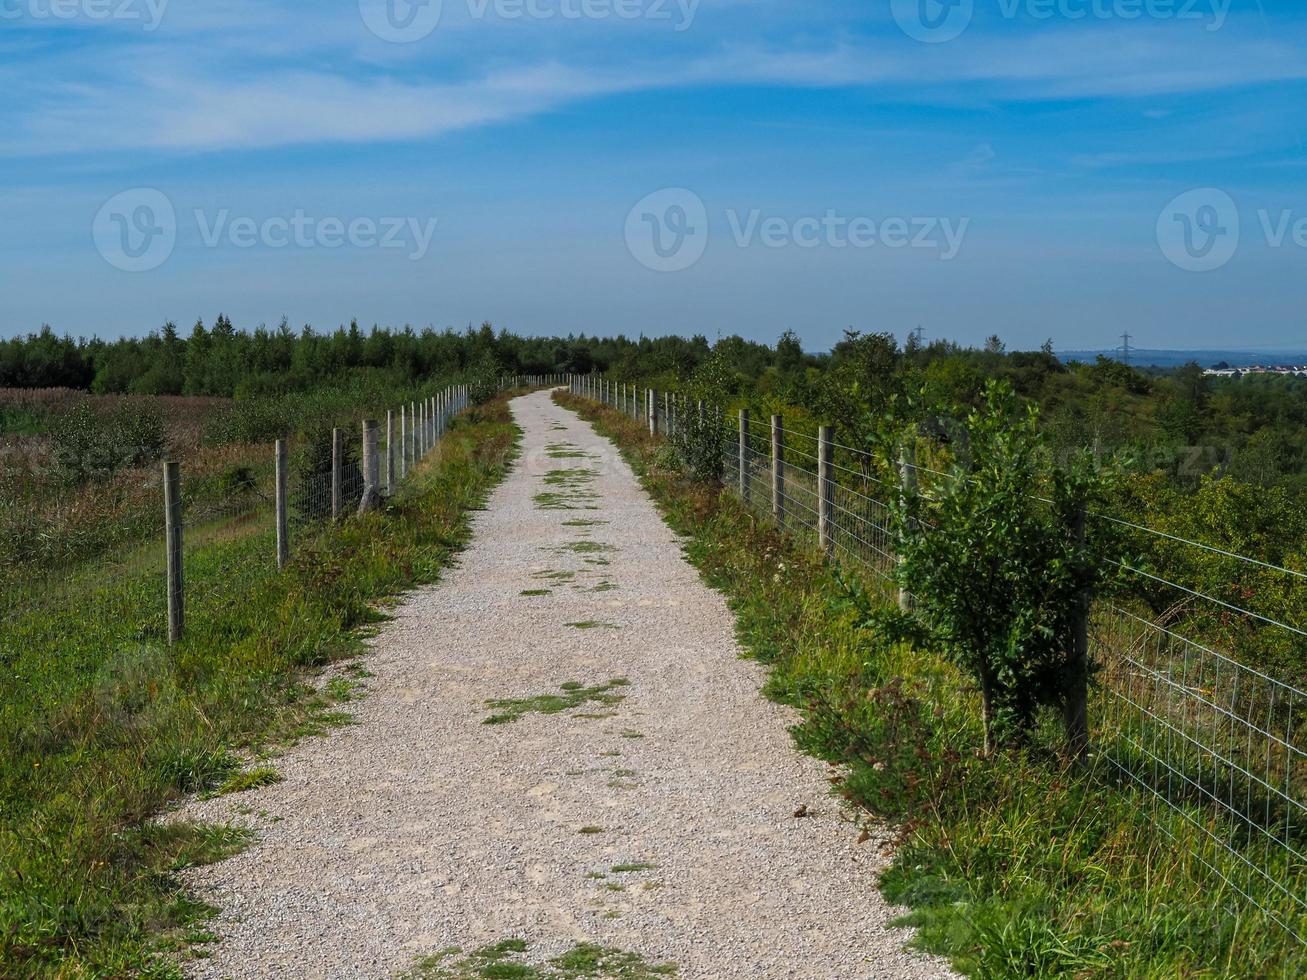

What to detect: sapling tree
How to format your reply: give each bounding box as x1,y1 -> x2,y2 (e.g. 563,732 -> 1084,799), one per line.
883,380 -> 1118,756
670,351 -> 736,483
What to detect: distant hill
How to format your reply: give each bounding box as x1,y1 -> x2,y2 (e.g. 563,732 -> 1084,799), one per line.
1057,349 -> 1307,370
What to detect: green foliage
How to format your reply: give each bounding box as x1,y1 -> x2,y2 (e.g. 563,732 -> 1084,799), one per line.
466,351 -> 503,405
883,381 -> 1119,749
667,351 -> 733,482
49,398 -> 167,484
668,408 -> 726,483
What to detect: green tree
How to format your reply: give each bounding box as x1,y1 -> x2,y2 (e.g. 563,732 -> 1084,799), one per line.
884,381 -> 1118,753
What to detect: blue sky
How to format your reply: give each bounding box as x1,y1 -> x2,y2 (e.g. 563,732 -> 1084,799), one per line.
3,0 -> 1307,351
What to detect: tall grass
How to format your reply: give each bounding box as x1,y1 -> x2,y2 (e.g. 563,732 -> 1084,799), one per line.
557,390 -> 1307,980
0,397 -> 519,977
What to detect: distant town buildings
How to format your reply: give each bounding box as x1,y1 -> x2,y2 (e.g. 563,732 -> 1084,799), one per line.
1204,364 -> 1307,379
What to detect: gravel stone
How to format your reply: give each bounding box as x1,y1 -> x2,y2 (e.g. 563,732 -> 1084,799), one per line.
177,390 -> 959,979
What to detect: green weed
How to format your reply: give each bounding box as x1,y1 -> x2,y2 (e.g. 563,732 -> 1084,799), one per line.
483,679 -> 630,725
218,766 -> 282,795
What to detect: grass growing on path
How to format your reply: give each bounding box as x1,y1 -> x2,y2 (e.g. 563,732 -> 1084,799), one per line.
404,939 -> 676,978
483,679 -> 630,725
554,390 -> 1307,980
0,398 -> 520,977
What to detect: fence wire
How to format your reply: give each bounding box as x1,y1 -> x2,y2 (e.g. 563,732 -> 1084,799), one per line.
1,386 -> 471,680
570,378 -> 1307,941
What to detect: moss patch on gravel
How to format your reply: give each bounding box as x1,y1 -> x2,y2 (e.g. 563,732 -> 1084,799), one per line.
564,621 -> 619,630
483,679 -> 630,725
404,939 -> 676,978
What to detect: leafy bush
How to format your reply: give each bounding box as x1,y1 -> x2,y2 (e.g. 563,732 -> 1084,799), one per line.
466,355 -> 502,405
49,399 -> 167,484
669,408 -> 727,482
882,381 -> 1120,752
668,351 -> 737,482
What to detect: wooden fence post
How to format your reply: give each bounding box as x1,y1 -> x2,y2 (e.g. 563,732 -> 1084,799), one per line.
399,406 -> 408,480
1066,504 -> 1091,762
818,425 -> 833,557
771,414 -> 784,527
331,427 -> 343,521
738,409 -> 750,504
408,401 -> 416,469
385,410 -> 395,494
163,461 -> 183,644
359,419 -> 382,513
275,439 -> 289,569
665,391 -> 673,438
648,389 -> 658,435
899,443 -> 918,612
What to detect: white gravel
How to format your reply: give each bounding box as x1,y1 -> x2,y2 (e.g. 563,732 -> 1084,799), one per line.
177,389 -> 958,979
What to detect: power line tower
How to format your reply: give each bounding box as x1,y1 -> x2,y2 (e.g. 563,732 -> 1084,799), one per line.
1118,331 -> 1133,366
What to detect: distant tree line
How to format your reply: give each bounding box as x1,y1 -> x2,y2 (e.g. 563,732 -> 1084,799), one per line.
0,319 -> 746,400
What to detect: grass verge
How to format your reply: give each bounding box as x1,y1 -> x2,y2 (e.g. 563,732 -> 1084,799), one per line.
553,389 -> 1307,980
0,396 -> 520,977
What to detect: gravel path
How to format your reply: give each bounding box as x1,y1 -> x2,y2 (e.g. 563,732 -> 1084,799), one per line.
178,390 -> 957,980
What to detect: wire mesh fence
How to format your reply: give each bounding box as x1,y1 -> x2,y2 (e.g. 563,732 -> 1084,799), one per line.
1,385 -> 471,670
569,375 -> 1307,941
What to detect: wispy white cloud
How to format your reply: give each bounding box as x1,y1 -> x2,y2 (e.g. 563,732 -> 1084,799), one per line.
4,10 -> 1307,156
